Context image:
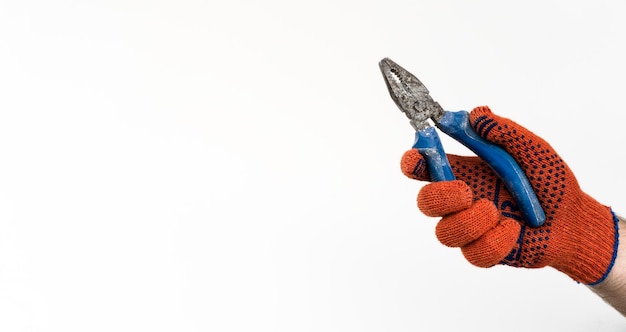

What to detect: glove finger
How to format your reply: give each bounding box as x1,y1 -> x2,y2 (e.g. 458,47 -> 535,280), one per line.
469,106 -> 564,175
400,149 -> 430,181
417,180 -> 473,217
401,149 -> 485,182
461,217 -> 521,267
435,199 -> 500,247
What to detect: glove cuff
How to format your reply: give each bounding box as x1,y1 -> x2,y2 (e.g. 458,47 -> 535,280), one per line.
551,198 -> 620,285
587,209 -> 620,285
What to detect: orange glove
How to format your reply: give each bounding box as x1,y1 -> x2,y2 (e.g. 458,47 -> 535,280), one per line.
401,106 -> 619,285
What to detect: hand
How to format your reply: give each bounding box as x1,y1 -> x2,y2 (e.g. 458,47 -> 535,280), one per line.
401,106 -> 619,285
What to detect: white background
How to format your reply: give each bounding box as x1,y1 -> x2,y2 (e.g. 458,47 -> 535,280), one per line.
1,0 -> 625,331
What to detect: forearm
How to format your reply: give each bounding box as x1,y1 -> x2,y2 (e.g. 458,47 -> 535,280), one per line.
589,217 -> 626,317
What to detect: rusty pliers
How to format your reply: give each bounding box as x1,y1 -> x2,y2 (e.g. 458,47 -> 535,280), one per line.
379,58 -> 545,227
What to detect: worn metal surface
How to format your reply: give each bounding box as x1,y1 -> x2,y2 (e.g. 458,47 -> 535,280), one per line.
379,58 -> 445,131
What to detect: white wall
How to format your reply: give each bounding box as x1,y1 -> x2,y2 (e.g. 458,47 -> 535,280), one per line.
0,0 -> 624,331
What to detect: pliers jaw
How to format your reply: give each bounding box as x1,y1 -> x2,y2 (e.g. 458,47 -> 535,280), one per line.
378,58 -> 445,131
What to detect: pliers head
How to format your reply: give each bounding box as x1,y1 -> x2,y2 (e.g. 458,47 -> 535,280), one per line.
379,58 -> 445,131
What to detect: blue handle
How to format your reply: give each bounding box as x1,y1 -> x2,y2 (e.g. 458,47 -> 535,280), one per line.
412,127 -> 455,182
437,111 -> 545,227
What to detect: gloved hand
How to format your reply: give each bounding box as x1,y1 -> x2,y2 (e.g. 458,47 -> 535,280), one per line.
401,106 -> 619,285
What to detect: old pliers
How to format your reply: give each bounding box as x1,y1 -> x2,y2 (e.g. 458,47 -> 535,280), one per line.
379,58 -> 545,227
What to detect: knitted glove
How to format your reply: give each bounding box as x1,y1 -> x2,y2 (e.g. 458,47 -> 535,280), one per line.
401,106 -> 619,285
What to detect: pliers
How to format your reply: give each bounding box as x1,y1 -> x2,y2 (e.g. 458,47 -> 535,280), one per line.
379,58 -> 545,227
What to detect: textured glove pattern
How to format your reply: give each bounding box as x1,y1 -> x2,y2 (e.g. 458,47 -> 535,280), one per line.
401,106 -> 619,285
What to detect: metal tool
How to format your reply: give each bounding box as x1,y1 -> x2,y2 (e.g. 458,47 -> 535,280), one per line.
379,57 -> 545,227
